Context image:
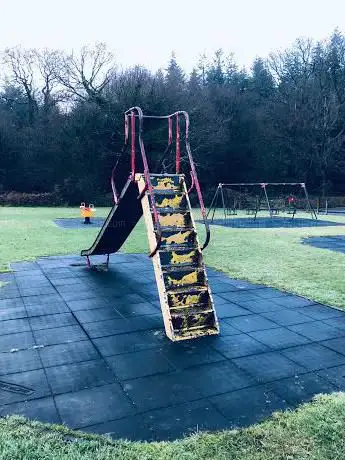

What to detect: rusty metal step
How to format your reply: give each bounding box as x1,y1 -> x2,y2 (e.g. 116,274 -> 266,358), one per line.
153,189 -> 185,196
154,193 -> 188,210
173,324 -> 219,340
160,229 -> 198,249
167,286 -> 210,309
150,175 -> 184,192
169,301 -> 212,312
159,248 -> 201,268
163,267 -> 206,290
171,310 -> 218,333
155,211 -> 193,229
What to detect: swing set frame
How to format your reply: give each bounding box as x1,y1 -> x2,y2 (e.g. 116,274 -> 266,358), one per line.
207,182 -> 317,222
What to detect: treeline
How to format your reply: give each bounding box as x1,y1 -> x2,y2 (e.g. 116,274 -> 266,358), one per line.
1,30 -> 345,205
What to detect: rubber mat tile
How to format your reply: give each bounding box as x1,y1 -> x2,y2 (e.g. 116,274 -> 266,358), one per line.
142,399 -> 229,441
29,313 -> 77,331
0,306 -> 27,321
317,364 -> 345,389
324,316 -> 345,331
239,299 -> 284,313
0,318 -> 31,335
123,372 -> 201,411
55,383 -> 134,428
249,327 -> 311,350
227,314 -> 280,333
0,298 -> 24,309
25,302 -> 69,317
210,385 -> 288,427
20,287 -> 57,297
289,321 -> 345,341
234,352 -> 306,383
183,361 -> 256,397
66,298 -> 112,312
261,309 -> 311,326
301,304 -> 344,321
106,349 -> 174,380
83,414 -> 153,441
256,288 -> 290,299
0,369 -> 51,405
39,341 -> 99,367
93,331 -> 161,357
33,325 -> 88,346
269,372 -> 338,405
0,397 -> 60,423
114,302 -> 159,318
73,307 -> 121,324
214,302 -> 251,319
45,359 -> 115,394
272,296 -> 315,309
210,334 -> 269,358
0,331 -> 35,352
320,337 -> 345,356
159,343 -> 225,370
23,294 -> 65,306
0,349 -> 42,375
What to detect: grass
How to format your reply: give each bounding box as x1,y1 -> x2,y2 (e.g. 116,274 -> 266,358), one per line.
204,212 -> 345,307
1,206 -> 345,307
2,393 -> 345,459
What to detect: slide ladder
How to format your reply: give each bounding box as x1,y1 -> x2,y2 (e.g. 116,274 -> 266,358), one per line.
138,174 -> 219,341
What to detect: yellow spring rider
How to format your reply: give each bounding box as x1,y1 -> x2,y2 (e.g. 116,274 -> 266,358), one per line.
80,203 -> 95,224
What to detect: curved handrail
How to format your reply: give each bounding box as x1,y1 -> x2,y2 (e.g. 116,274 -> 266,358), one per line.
179,111 -> 210,250
124,107 -> 162,257
111,114 -> 129,205
111,166 -> 119,205
187,171 -> 195,195
111,108 -> 210,254
130,110 -> 211,250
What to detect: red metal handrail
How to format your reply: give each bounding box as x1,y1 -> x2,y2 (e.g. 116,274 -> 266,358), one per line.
125,107 -> 162,257
111,108 -> 211,253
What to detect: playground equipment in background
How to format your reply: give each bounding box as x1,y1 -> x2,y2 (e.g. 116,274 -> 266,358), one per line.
81,107 -> 219,342
315,197 -> 345,214
80,203 -> 95,224
208,182 -> 317,223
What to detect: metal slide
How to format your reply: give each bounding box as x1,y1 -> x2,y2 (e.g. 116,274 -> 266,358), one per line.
81,178 -> 143,260
81,107 -> 219,341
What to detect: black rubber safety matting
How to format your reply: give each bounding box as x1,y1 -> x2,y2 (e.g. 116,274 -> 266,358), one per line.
54,218 -> 105,229
0,253 -> 344,441
303,235 -> 345,254
206,217 -> 342,228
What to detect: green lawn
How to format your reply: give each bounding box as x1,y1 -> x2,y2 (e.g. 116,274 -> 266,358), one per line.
1,206 -> 345,307
2,393 -> 345,460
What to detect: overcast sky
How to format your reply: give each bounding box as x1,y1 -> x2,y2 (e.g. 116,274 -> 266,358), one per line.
1,0 -> 344,72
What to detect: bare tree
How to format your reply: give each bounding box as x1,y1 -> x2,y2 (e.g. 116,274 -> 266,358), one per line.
34,49 -> 67,113
3,47 -> 38,123
55,43 -> 115,107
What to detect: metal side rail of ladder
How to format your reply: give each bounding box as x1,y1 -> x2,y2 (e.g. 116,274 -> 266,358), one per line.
137,173 -> 219,341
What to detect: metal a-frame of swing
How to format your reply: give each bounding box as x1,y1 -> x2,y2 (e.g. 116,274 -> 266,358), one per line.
207,182 -> 317,223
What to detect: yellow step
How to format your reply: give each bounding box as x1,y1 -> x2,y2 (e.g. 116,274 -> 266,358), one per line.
159,248 -> 201,267
150,175 -> 184,192
163,267 -> 206,289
